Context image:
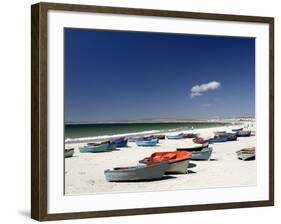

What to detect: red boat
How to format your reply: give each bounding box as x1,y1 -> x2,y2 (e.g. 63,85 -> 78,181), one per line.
183,133 -> 198,138
193,137 -> 209,144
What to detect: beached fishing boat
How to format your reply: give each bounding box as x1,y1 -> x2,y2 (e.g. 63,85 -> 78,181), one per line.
166,133 -> 184,140
177,142 -> 209,151
208,136 -> 228,143
139,151 -> 192,174
217,133 -> 237,141
87,141 -> 117,150
108,141 -> 117,150
64,148 -> 75,158
232,128 -> 243,132
236,147 -> 255,160
112,137 -> 128,147
226,134 -> 237,141
79,142 -> 109,153
189,147 -> 213,160
136,138 -> 158,146
237,130 -> 251,137
152,135 -> 165,140
193,137 -> 209,144
142,136 -> 159,143
104,161 -> 169,182
183,133 -> 198,138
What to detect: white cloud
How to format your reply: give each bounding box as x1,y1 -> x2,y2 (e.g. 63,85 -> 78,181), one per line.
190,81 -> 221,98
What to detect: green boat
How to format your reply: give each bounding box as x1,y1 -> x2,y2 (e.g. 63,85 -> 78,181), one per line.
64,148 -> 75,158
79,142 -> 109,153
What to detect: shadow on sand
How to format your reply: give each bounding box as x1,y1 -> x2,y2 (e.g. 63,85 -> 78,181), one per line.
114,175 -> 177,183
188,162 -> 197,168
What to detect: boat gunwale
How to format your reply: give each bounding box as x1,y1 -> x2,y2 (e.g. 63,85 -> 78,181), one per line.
104,161 -> 169,173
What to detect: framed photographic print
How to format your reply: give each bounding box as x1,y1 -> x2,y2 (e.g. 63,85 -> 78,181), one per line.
31,2 -> 274,221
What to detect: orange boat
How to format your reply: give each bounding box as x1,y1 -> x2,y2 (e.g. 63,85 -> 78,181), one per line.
139,151 -> 192,174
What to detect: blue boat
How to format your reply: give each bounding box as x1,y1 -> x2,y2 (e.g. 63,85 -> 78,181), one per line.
111,138 -> 128,148
226,134 -> 237,141
166,133 -> 184,140
208,137 -> 228,143
79,143 -> 109,153
140,136 -> 159,143
232,128 -> 243,132
217,133 -> 237,141
136,138 -> 158,146
88,141 -> 116,150
108,141 -> 117,150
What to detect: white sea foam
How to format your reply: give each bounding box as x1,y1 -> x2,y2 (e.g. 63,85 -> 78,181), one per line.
65,122 -> 239,144
65,126 -> 214,144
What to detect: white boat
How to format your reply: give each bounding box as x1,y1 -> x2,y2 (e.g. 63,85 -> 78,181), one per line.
166,133 -> 184,139
104,161 -> 169,182
190,147 -> 213,160
64,148 -> 74,158
236,147 -> 255,160
237,130 -> 251,137
166,158 -> 190,174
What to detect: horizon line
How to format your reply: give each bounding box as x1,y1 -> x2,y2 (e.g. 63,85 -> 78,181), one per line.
65,117 -> 255,125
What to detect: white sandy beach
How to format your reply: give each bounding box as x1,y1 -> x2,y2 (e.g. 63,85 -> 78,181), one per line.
65,124 -> 256,195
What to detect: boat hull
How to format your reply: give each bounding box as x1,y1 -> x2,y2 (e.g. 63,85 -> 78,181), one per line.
166,133 -> 184,140
79,143 -> 109,153
216,133 -> 238,141
88,141 -> 117,150
232,128 -> 243,132
136,139 -> 158,146
227,135 -> 237,141
153,135 -> 165,140
108,142 -> 117,150
237,131 -> 251,137
166,159 -> 190,174
177,143 -> 209,152
104,162 -> 169,182
236,151 -> 255,160
193,137 -> 209,144
64,148 -> 74,158
190,147 -> 213,160
183,133 -> 198,138
208,138 -> 227,143
113,139 -> 128,148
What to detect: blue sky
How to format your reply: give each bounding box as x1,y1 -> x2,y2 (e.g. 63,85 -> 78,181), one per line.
64,28 -> 255,122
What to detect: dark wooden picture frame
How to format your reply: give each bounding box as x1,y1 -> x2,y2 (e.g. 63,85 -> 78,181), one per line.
31,2 -> 274,221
